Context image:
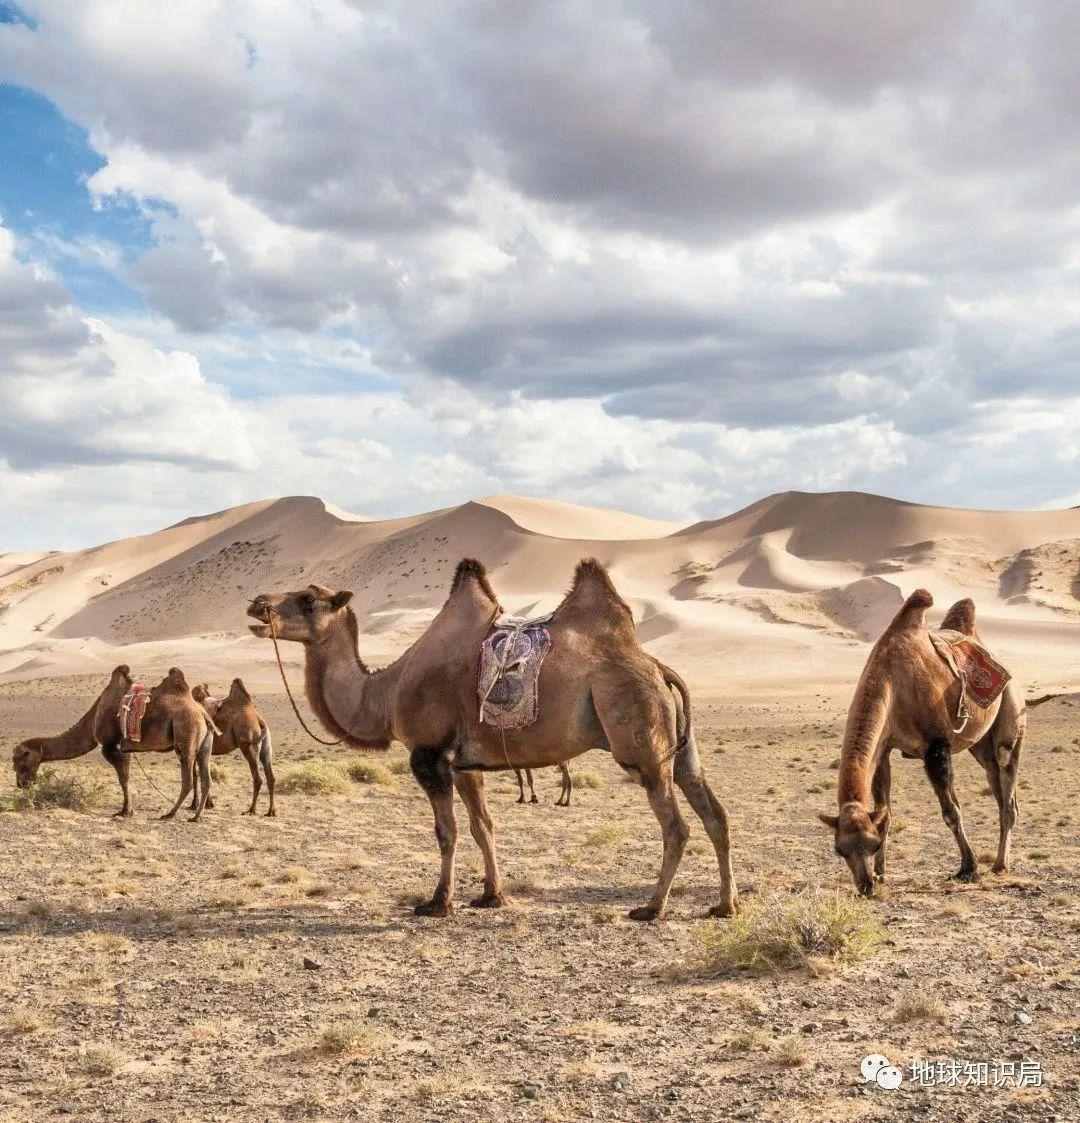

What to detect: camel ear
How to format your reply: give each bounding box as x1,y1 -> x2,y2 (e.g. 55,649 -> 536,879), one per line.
818,812 -> 840,831
330,590 -> 353,610
870,806 -> 889,831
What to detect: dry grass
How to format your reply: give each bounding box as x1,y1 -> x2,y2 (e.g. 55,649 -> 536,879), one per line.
690,888 -> 884,974
3,1007 -> 49,1035
79,1044 -> 124,1077
574,770 -> 604,789
345,760 -> 395,786
894,992 -> 948,1023
774,1035 -> 809,1067
582,823 -> 628,848
277,761 -> 349,795
315,1020 -> 381,1057
5,768 -> 101,812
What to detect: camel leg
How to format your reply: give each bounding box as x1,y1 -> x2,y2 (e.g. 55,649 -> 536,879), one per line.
924,738 -> 978,882
628,769 -> 689,921
410,745 -> 457,917
556,763 -> 572,807
259,726 -> 276,818
453,771 -> 507,908
162,752 -> 193,821
189,732 -> 213,822
240,742 -> 262,815
514,768 -> 526,804
871,751 -> 892,882
526,768 -> 538,804
673,737 -> 738,917
973,733 -> 1022,873
101,743 -> 133,818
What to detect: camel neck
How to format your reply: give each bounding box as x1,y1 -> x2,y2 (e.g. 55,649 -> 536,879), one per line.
304,622 -> 395,749
38,698 -> 101,762
837,681 -> 891,808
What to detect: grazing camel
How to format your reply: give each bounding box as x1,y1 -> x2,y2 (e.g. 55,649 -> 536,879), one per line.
120,667 -> 217,822
191,680 -> 276,816
513,763 -> 573,806
248,558 -> 739,920
12,665 -> 135,816
820,590 -> 1026,896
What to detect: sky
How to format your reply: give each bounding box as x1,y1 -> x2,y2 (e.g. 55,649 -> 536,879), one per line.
2,2 -> 1080,551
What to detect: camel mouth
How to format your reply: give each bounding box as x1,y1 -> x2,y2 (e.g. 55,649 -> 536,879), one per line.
248,623 -> 271,638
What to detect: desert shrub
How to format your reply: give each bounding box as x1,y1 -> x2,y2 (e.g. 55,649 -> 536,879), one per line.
574,770 -> 604,789
316,1021 -> 379,1057
6,769 -> 100,812
277,762 -> 349,795
693,888 -> 884,974
345,760 -> 394,786
894,993 -> 947,1023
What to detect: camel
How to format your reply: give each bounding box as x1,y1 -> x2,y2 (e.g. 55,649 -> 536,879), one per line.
12,665 -> 135,816
820,590 -> 1026,896
191,680 -> 276,816
513,763 -> 573,806
119,667 -> 217,822
248,558 -> 739,920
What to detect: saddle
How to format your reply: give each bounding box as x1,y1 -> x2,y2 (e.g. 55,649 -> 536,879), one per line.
118,684 -> 151,743
930,629 -> 1011,730
478,613 -> 554,730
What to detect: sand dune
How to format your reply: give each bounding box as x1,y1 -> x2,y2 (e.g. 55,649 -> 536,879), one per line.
1,490 -> 1078,693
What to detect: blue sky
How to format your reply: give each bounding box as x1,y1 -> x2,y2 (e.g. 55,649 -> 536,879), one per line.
2,3 -> 1080,551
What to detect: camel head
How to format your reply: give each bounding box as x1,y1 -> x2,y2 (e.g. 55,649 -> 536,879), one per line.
12,738 -> 45,788
819,802 -> 889,897
191,684 -> 211,704
247,584 -> 353,644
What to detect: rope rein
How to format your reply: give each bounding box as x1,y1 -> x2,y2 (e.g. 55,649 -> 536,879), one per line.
268,610 -> 343,747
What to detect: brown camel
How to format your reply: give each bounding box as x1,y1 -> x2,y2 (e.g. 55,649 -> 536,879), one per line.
248,558 -> 739,920
820,590 -> 1026,896
12,665 -> 135,816
191,680 -> 276,816
120,667 -> 217,822
514,763 -> 573,806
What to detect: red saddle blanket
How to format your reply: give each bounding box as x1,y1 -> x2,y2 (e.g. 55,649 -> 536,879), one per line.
118,684 -> 150,742
930,630 -> 1011,710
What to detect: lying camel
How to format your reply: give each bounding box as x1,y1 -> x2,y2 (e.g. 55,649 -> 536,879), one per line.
12,665 -> 135,816
120,667 -> 217,822
192,680 -> 276,816
249,558 -> 738,920
820,591 -> 1026,896
514,764 -> 573,806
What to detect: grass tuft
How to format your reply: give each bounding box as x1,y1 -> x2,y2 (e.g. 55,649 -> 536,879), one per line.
4,769 -> 100,812
277,762 -> 349,795
345,760 -> 395,786
690,888 -> 884,974
894,992 -> 948,1023
315,1021 -> 380,1057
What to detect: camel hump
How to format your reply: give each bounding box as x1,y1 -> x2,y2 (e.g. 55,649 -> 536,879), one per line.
561,558 -> 634,622
940,597 -> 976,635
229,677 -> 252,703
449,557 -> 499,605
885,587 -> 934,634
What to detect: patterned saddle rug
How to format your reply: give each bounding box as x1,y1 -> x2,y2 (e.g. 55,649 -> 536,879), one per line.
478,614 -> 554,730
118,684 -> 151,743
930,628 -> 1011,717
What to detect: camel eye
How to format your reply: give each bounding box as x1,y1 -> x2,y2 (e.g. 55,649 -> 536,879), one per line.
300,594 -> 316,613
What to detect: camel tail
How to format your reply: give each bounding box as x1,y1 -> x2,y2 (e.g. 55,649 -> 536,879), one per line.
655,660 -> 692,751
258,723 -> 273,768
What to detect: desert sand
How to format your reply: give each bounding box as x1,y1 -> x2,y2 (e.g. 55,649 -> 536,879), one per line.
1,490 -> 1078,1121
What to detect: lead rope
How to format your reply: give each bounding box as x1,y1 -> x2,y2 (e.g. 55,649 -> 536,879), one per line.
268,610 -> 343,747
132,751 -> 169,810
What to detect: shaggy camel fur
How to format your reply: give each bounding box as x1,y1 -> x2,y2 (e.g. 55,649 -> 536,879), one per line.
514,764 -> 573,806
821,591 -> 1025,896
12,665 -> 135,816
120,667 -> 217,822
192,680 -> 276,816
248,558 -> 739,920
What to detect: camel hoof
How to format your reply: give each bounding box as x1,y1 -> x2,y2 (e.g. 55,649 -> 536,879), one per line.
264,809 -> 277,818
708,899 -> 738,919
414,899 -> 452,918
469,892 -> 509,909
953,867 -> 979,883
991,861 -> 1008,874
188,816 -> 203,824
529,796 -> 538,804
628,905 -> 661,922
243,809 -> 256,816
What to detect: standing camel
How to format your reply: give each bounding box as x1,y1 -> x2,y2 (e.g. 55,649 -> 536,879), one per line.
514,764 -> 573,806
120,667 -> 217,822
248,558 -> 738,920
192,680 -> 276,816
820,590 -> 1025,896
12,665 -> 136,817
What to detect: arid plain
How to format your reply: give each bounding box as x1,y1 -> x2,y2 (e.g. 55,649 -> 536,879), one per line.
1,492 -> 1078,1122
